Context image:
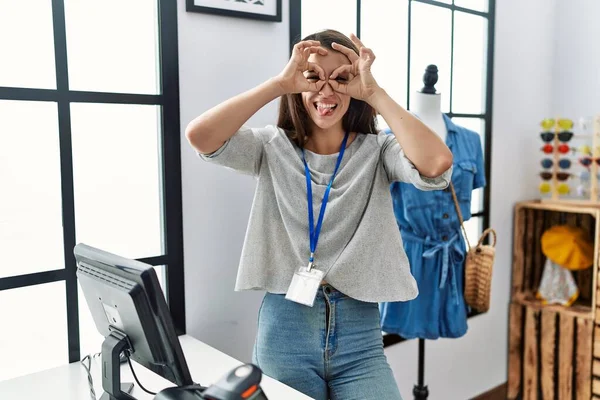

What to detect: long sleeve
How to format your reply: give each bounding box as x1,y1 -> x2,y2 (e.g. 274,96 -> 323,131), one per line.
198,125 -> 278,177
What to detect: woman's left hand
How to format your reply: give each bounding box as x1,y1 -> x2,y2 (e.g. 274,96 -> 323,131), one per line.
328,34 -> 381,103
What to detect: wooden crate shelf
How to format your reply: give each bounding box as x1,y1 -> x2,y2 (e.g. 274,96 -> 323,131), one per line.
513,292 -> 593,320
508,201 -> 600,399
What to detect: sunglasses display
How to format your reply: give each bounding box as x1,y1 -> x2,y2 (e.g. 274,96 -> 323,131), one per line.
539,171 -> 600,183
579,157 -> 600,167
539,172 -> 571,181
540,158 -> 571,169
540,118 -> 574,131
539,131 -> 574,142
541,144 -> 571,154
579,170 -> 600,181
538,182 -> 570,195
537,115 -> 600,203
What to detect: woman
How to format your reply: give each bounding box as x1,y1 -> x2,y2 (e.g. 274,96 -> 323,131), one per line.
185,30 -> 452,400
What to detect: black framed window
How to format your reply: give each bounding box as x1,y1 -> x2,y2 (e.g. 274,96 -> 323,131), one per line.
290,0 -> 495,344
0,0 -> 184,380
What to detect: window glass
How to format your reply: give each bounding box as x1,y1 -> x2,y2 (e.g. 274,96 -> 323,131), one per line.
0,0 -> 56,89
64,0 -> 160,94
0,100 -> 64,278
0,282 -> 68,381
452,12 -> 488,113
410,2 -> 452,112
455,0 -> 488,13
71,103 -> 164,259
301,0 -> 357,39
361,0 -> 409,108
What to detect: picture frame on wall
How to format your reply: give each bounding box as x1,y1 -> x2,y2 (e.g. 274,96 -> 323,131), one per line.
186,0 -> 282,22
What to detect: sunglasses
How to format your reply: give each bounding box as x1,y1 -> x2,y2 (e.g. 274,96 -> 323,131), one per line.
540,131 -> 574,142
579,144 -> 593,155
540,118 -> 574,131
541,144 -> 571,154
539,182 -> 571,195
576,185 -> 590,197
539,172 -> 572,181
541,158 -> 571,169
579,170 -> 600,181
579,157 -> 600,167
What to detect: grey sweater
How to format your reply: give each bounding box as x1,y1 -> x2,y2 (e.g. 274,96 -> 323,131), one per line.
199,125 -> 451,303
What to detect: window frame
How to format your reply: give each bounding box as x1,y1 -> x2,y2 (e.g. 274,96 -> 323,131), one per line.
0,0 -> 185,364
289,0 -> 496,346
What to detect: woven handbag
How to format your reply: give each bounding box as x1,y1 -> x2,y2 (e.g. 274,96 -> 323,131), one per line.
449,182 -> 497,313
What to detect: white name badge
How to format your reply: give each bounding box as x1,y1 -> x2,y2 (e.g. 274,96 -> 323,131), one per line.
285,266 -> 324,307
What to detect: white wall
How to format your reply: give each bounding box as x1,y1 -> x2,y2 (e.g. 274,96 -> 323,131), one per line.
177,0 -> 570,398
178,0 -> 289,362
552,0 -> 600,118
384,1 -> 557,398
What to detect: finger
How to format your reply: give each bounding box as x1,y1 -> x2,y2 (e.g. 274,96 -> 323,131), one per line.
306,46 -> 328,56
307,62 -> 326,80
303,47 -> 312,62
360,47 -> 376,60
294,40 -> 321,50
308,79 -> 326,93
292,41 -> 321,57
329,64 -> 352,80
360,47 -> 376,67
331,42 -> 359,62
349,33 -> 366,49
301,46 -> 327,64
328,80 -> 348,94
316,46 -> 328,56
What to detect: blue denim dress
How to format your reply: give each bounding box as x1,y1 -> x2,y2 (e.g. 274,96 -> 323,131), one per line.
379,115 -> 486,339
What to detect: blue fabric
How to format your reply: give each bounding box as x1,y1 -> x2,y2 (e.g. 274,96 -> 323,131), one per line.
379,115 -> 486,339
253,285 -> 403,400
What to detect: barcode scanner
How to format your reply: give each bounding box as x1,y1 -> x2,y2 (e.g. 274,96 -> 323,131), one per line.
153,364 -> 268,400
202,364 -> 267,400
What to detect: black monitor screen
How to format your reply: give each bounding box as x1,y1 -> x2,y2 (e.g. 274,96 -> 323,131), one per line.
74,243 -> 194,388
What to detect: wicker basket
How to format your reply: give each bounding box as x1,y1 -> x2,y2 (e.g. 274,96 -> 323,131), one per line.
450,183 -> 497,313
464,228 -> 497,313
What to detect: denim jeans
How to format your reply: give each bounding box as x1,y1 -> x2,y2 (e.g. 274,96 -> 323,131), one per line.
252,284 -> 403,400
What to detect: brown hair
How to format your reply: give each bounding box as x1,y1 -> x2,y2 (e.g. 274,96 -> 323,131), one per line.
277,29 -> 378,147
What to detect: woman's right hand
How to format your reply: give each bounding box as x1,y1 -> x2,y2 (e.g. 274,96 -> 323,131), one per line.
275,40 -> 327,94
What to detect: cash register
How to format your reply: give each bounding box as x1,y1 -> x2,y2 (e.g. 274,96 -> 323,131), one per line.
74,243 -> 268,400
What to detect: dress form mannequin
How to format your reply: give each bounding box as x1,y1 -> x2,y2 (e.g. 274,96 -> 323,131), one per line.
410,65 -> 447,143
381,63 -> 487,400
410,65 -> 449,400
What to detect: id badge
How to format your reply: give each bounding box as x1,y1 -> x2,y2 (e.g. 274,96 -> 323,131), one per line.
285,266 -> 324,307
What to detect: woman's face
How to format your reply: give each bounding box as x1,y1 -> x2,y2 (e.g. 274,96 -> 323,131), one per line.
301,49 -> 352,132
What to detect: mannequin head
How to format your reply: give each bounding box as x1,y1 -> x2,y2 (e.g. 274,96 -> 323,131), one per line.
410,64 -> 447,140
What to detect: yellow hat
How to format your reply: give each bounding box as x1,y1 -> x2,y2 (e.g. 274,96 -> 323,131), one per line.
541,225 -> 594,271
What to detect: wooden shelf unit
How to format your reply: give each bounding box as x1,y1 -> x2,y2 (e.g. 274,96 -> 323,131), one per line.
508,201 -> 600,400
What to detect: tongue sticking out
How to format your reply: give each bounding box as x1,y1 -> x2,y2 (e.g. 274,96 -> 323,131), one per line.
316,105 -> 336,117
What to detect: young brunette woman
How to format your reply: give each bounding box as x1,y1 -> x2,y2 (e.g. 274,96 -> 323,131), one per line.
185,30 -> 453,400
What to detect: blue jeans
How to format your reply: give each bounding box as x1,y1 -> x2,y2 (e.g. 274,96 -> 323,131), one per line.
252,284 -> 403,400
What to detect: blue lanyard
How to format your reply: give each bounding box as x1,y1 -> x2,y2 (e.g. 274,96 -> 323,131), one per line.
302,132 -> 350,267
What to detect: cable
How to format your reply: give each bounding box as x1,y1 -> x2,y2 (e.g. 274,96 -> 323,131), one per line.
80,353 -> 101,400
126,355 -> 157,395
82,350 -> 162,397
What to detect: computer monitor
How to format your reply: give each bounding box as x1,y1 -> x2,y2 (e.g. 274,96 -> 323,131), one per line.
74,243 -> 194,399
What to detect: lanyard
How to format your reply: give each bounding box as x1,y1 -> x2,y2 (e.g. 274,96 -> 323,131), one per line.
302,132 -> 350,269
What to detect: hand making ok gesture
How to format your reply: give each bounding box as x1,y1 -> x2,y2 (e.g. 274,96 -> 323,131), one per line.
328,33 -> 381,102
